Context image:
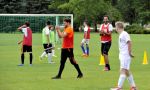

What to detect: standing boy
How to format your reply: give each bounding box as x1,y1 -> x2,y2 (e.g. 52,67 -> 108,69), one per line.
81,21 -> 90,57
52,18 -> 83,79
100,16 -> 113,71
40,21 -> 54,64
18,22 -> 33,66
111,21 -> 137,90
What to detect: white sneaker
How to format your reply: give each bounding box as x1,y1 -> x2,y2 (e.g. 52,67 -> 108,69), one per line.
110,87 -> 122,90
39,56 -> 42,61
130,87 -> 137,90
52,55 -> 57,57
48,61 -> 55,64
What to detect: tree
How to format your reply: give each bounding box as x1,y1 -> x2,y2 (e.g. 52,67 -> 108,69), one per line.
58,0 -> 122,31
117,0 -> 150,25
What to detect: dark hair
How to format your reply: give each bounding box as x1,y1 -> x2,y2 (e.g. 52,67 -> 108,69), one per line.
64,18 -> 71,23
47,21 -> 51,25
104,15 -> 109,20
84,20 -> 90,26
25,22 -> 30,27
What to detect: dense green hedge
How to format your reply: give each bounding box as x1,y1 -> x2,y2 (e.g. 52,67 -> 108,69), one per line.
125,24 -> 150,34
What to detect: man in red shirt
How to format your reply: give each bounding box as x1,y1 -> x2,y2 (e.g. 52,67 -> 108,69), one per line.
52,18 -> 83,79
81,21 -> 90,57
18,22 -> 33,66
100,16 -> 113,71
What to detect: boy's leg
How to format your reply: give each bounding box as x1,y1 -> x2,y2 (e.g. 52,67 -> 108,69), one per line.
117,69 -> 127,88
52,49 -> 67,79
103,42 -> 111,70
81,39 -> 85,54
47,43 -> 54,63
85,40 -> 89,55
127,72 -> 136,88
69,48 -> 83,78
29,52 -> 33,65
19,45 -> 25,66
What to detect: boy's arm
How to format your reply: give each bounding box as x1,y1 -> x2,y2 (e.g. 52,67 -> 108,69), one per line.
55,26 -> 68,38
18,25 -> 26,30
18,40 -> 23,45
127,41 -> 134,58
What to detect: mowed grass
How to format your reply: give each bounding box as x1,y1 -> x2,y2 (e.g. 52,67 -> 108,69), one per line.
0,33 -> 150,90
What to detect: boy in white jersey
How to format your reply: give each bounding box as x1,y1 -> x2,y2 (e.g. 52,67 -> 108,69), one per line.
111,22 -> 137,90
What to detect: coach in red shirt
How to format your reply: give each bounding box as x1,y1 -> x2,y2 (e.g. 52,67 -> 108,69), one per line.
100,16 -> 113,71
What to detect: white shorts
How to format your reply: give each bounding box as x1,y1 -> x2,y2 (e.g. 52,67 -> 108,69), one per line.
81,39 -> 90,44
119,54 -> 131,70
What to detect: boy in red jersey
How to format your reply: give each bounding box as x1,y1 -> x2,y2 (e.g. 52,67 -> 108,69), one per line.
18,22 -> 33,66
81,21 -> 90,57
100,16 -> 113,71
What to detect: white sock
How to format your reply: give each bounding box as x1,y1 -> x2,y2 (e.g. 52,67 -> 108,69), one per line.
52,50 -> 55,56
48,53 -> 52,63
127,74 -> 136,87
118,74 -> 126,88
40,52 -> 46,58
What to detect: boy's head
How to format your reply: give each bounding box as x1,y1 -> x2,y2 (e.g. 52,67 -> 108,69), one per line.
50,25 -> 54,30
46,21 -> 51,25
83,21 -> 89,27
25,22 -> 30,27
103,15 -> 109,24
64,18 -> 71,28
115,21 -> 124,33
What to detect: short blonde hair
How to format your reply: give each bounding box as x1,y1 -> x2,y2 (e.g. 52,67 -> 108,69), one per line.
115,21 -> 124,29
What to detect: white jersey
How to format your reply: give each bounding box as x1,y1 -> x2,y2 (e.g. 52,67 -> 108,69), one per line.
119,31 -> 131,70
119,31 -> 131,55
84,26 -> 88,32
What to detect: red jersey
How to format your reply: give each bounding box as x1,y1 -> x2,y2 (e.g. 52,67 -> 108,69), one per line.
101,23 -> 112,42
22,27 -> 32,46
62,26 -> 74,48
84,26 -> 90,39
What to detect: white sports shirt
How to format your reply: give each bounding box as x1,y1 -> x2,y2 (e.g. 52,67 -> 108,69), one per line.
119,31 -> 131,55
44,26 -> 50,35
84,26 -> 88,32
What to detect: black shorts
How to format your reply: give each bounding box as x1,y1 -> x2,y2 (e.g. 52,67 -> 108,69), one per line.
61,48 -> 74,58
23,45 -> 32,52
101,41 -> 111,55
43,43 -> 52,53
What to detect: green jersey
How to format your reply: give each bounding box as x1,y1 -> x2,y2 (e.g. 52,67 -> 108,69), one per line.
50,30 -> 55,44
42,26 -> 50,44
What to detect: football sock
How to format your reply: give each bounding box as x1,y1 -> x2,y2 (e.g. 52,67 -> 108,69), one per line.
86,44 -> 89,55
118,74 -> 126,88
81,45 -> 85,54
29,53 -> 33,64
48,53 -> 52,63
127,74 -> 136,87
40,51 -> 46,58
74,64 -> 82,75
21,54 -> 24,64
52,50 -> 55,56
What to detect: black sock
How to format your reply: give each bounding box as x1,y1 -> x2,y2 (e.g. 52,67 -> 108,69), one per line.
105,64 -> 110,70
108,64 -> 110,70
29,53 -> 33,64
57,63 -> 65,77
21,54 -> 24,64
74,64 -> 82,75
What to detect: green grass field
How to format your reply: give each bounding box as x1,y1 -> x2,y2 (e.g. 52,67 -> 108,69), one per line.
0,33 -> 150,90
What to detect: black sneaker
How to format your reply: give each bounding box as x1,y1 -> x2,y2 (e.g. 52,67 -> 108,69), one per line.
77,74 -> 83,78
52,75 -> 61,79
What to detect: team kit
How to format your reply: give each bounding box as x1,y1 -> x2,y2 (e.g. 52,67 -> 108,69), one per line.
17,16 -> 137,90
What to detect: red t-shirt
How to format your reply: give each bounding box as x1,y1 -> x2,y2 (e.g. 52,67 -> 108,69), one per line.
84,26 -> 90,39
62,26 -> 74,48
22,27 -> 32,46
101,24 -> 111,41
